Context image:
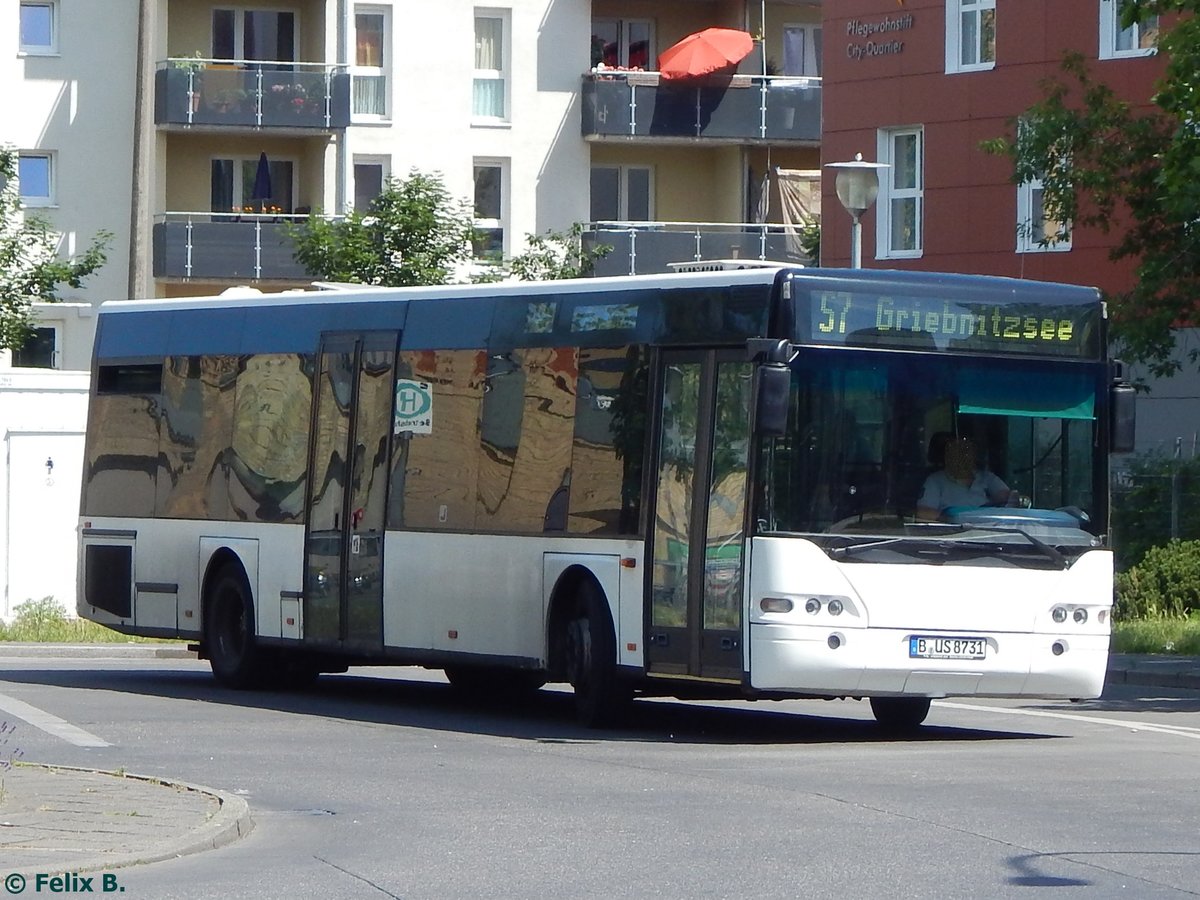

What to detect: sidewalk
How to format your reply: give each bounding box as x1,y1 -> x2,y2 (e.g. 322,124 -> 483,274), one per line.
0,764 -> 252,879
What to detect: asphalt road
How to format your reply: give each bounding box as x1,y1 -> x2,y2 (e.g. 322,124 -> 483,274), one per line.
2,656 -> 1198,899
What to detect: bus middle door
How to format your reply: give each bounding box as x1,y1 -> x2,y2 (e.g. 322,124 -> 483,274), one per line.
647,350 -> 753,683
304,332 -> 398,652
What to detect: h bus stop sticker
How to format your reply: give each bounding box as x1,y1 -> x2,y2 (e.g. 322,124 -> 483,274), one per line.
394,380 -> 433,434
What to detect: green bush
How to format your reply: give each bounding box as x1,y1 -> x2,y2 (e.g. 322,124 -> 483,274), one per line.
0,596 -> 167,643
1114,539 -> 1200,620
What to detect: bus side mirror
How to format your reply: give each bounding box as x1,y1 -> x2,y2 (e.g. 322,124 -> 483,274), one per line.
1110,382 -> 1136,453
754,364 -> 790,437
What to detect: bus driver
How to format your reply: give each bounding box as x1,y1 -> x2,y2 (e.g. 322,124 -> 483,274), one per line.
916,435 -> 1013,520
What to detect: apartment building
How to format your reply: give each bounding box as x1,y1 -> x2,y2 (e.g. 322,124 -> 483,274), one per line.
820,0 -> 1161,284
8,0 -> 824,370
819,0 -> 1190,453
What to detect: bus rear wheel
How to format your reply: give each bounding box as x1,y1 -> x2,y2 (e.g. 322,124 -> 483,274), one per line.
869,697 -> 932,730
564,581 -> 630,728
205,564 -> 264,690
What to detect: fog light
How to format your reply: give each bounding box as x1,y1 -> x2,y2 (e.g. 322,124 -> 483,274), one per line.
1073,607 -> 1088,624
1052,606 -> 1067,624
1052,641 -> 1066,656
805,597 -> 821,615
827,633 -> 842,650
827,599 -> 844,616
760,597 -> 794,614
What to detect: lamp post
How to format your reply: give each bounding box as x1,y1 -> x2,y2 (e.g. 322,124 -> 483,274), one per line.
825,153 -> 888,269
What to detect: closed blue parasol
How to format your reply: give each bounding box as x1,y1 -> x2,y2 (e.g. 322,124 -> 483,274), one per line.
251,152 -> 272,208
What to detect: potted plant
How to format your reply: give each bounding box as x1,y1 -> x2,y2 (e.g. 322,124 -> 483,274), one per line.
171,51 -> 207,112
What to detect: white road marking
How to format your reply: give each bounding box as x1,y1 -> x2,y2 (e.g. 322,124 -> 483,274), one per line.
937,700 -> 1200,741
0,692 -> 112,748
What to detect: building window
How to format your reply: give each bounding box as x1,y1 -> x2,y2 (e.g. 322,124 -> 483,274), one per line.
876,128 -> 923,258
473,161 -> 505,260
1017,180 -> 1071,253
18,152 -> 53,206
591,18 -> 654,69
473,12 -> 508,120
212,9 -> 295,62
11,327 -> 57,369
353,8 -> 388,117
782,24 -> 821,76
946,0 -> 996,73
1100,0 -> 1158,59
211,157 -> 295,214
19,1 -> 57,54
353,157 -> 389,211
590,166 -> 652,222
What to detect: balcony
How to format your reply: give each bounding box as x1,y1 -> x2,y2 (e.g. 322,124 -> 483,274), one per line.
581,72 -> 820,143
581,221 -> 812,277
155,59 -> 351,130
153,212 -> 323,282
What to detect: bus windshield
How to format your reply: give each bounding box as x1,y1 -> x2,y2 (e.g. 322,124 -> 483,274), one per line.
758,348 -> 1103,548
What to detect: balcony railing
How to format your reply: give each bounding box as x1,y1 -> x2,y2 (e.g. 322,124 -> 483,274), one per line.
582,221 -> 812,277
581,72 -> 821,142
153,212 -> 330,281
155,59 -> 351,130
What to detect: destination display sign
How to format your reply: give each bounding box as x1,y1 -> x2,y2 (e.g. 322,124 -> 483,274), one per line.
797,288 -> 1102,358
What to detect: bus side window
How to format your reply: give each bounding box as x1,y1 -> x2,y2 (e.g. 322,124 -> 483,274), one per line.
569,345 -> 648,535
477,347 -> 577,533
83,362 -> 163,518
390,349 -> 484,530
227,353 -> 312,523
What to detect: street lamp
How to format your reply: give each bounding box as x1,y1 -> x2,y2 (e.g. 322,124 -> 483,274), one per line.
825,153 -> 888,269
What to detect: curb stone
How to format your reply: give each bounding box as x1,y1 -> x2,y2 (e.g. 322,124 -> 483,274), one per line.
0,643 -> 196,659
3,764 -> 253,875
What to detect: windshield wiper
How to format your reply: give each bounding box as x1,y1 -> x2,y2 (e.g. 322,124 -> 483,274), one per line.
828,538 -> 910,559
952,525 -> 1069,569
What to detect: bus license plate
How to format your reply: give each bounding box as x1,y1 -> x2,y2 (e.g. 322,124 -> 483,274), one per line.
909,636 -> 986,660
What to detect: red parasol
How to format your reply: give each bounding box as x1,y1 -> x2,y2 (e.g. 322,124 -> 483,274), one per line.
657,27 -> 755,81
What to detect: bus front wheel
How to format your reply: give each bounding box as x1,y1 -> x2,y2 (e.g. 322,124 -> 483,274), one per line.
564,581 -> 630,728
869,696 -> 931,730
205,564 -> 263,690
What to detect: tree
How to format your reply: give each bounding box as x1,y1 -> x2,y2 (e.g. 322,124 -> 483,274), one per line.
290,169 -> 475,286
980,1 -> 1200,377
504,224 -> 612,281
0,147 -> 109,351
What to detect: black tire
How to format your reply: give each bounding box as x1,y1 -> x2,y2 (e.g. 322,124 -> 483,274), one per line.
204,564 -> 264,689
564,580 -> 631,728
445,666 -> 546,700
869,696 -> 932,730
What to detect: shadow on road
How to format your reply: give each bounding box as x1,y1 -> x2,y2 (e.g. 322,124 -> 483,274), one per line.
1028,684 -> 1200,716
0,662 -> 1057,747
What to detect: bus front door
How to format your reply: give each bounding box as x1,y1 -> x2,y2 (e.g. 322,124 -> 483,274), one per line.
647,350 -> 752,682
304,332 -> 398,652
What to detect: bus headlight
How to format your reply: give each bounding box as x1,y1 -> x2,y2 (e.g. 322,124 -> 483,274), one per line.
805,598 -> 821,615
827,599 -> 844,616
1073,608 -> 1088,624
1052,606 -> 1068,624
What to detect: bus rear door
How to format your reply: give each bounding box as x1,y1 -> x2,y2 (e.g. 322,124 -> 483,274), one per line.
647,349 -> 753,682
303,332 -> 398,652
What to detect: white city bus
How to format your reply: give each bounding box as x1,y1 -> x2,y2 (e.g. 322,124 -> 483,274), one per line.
77,267 -> 1134,727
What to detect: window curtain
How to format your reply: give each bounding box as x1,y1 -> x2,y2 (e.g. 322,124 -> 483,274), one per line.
473,17 -> 504,117
774,168 -> 820,257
